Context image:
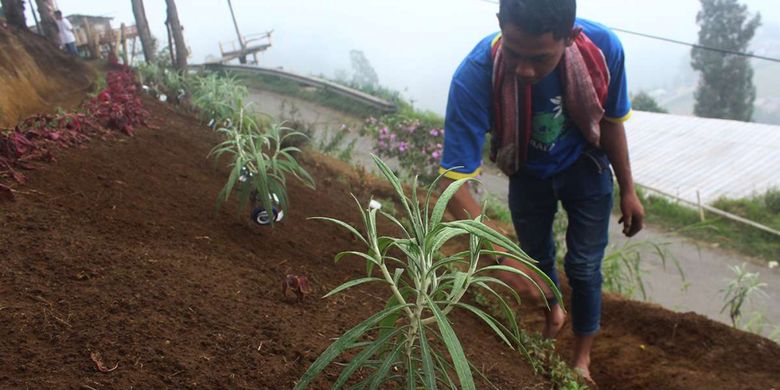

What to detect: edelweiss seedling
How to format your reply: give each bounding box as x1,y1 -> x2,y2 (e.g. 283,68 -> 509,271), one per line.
295,155 -> 561,389
209,108 -> 315,226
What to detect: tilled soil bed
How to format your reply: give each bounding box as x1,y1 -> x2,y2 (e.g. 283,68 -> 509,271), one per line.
1,97 -> 778,389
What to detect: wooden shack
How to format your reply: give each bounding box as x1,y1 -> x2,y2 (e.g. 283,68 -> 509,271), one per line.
66,14 -> 139,62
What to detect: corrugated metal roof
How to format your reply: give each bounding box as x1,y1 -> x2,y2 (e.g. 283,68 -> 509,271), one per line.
627,111 -> 780,204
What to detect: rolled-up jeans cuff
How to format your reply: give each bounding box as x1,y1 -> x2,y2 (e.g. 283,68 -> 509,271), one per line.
573,325 -> 600,337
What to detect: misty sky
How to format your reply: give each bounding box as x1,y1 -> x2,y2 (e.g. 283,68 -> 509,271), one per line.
30,0 -> 780,114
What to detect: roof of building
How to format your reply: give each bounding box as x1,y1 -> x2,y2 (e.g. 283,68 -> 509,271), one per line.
627,111 -> 780,204
66,14 -> 114,22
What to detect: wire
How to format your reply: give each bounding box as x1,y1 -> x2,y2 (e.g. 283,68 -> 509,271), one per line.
475,0 -> 780,64
609,27 -> 780,63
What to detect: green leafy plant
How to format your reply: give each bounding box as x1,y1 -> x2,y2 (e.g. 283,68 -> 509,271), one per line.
316,125 -> 358,163
720,263 -> 767,327
136,62 -> 163,86
296,155 -> 560,389
209,105 -> 314,222
162,69 -> 186,95
601,240 -> 684,300
190,73 -> 249,125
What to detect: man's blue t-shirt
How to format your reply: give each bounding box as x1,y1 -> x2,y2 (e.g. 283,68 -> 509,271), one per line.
440,19 -> 632,180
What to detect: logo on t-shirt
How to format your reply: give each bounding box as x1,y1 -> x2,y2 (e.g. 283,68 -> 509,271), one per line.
530,96 -> 568,152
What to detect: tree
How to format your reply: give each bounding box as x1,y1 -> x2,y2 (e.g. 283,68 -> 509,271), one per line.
350,50 -> 378,89
631,91 -> 668,113
165,0 -> 187,71
34,0 -> 58,44
0,0 -> 27,29
691,0 -> 761,121
131,0 -> 155,63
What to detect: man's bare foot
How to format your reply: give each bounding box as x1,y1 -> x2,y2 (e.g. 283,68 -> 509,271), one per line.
542,303 -> 566,339
574,366 -> 596,386
572,334 -> 596,386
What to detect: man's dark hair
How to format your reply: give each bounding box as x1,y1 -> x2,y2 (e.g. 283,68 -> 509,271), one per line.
54,10 -> 62,17
498,0 -> 576,39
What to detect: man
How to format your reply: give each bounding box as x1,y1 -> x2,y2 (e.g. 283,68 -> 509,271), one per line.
439,0 -> 644,382
54,10 -> 78,56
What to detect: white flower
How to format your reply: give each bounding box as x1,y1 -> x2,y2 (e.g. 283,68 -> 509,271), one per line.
368,200 -> 382,211
769,261 -> 779,269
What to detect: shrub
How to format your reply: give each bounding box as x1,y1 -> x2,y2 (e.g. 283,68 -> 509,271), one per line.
764,188 -> 780,214
364,111 -> 444,184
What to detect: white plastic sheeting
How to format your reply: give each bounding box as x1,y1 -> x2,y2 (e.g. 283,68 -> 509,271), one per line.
626,111 -> 780,204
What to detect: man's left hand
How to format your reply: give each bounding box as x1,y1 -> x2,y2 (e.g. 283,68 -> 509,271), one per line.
619,191 -> 644,237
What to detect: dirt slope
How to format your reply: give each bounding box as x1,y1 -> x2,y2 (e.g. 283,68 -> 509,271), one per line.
0,25 -> 94,127
0,98 -> 549,389
0,95 -> 777,389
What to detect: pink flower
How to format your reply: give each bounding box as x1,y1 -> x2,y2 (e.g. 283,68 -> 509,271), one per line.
398,141 -> 408,153
429,129 -> 439,137
380,126 -> 388,135
432,150 -> 441,159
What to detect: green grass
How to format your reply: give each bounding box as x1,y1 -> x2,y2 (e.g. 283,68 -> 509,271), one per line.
639,188 -> 780,263
471,289 -> 589,389
482,193 -> 513,226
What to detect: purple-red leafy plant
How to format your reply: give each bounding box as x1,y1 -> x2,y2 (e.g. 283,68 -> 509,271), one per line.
1,67 -> 148,188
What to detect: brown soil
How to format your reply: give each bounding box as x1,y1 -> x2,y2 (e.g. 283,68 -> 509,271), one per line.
0,98 -> 547,389
0,26 -> 94,127
2,95 -> 778,390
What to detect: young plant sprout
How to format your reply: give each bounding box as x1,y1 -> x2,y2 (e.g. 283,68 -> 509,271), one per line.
296,155 -> 561,389
190,73 -> 249,127
720,263 -> 767,327
209,105 -> 314,226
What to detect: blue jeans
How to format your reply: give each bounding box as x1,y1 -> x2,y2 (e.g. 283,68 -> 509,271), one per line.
508,149 -> 613,336
65,42 -> 78,56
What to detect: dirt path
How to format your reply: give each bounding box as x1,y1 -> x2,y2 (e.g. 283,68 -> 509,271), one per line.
247,87 -> 780,334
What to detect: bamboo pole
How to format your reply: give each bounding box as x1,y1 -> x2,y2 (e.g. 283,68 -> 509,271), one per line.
120,23 -> 128,65
641,184 -> 780,238
28,0 -> 40,31
226,0 -> 246,64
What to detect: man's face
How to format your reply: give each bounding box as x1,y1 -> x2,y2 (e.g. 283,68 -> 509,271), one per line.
55,13 -> 62,20
499,22 -> 576,85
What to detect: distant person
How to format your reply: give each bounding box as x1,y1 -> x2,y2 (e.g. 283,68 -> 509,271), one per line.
439,0 -> 643,384
54,10 -> 78,56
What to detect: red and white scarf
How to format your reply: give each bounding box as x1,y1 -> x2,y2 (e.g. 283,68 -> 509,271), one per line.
489,30 -> 610,176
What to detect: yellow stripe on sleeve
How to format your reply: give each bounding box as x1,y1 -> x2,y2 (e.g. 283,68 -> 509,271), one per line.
438,167 -> 482,181
604,109 -> 633,124
491,33 -> 502,48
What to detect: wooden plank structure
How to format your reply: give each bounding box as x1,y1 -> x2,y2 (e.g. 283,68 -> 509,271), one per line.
66,14 -> 139,62
217,0 -> 272,65
217,31 -> 273,65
